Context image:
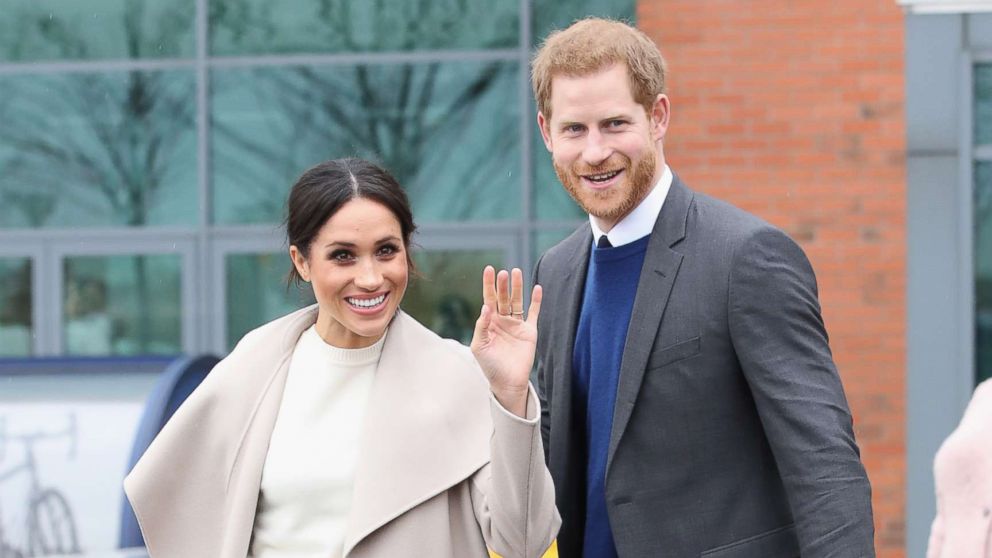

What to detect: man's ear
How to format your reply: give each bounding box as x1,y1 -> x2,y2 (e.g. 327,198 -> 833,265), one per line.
289,245 -> 310,282
537,112 -> 554,152
650,94 -> 671,142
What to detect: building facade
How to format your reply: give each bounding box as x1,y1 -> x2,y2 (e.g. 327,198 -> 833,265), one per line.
2,1 -> 992,556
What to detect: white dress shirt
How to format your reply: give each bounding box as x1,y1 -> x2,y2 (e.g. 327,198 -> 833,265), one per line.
589,164 -> 673,247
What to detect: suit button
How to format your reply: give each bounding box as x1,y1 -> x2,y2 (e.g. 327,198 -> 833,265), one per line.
983,507 -> 990,518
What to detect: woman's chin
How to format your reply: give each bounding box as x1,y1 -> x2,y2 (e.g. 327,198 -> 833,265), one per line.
342,316 -> 392,344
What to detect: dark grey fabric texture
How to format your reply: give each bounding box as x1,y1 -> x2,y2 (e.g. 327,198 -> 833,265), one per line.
533,175 -> 875,557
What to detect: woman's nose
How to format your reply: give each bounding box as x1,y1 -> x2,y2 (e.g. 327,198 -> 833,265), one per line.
354,260 -> 383,290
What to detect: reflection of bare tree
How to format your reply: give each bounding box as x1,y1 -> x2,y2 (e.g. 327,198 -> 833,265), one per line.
0,260 -> 31,328
210,0 -> 518,221
979,163 -> 992,239
0,0 -> 193,62
532,0 -> 635,37
404,251 -> 496,343
0,2 -> 194,227
210,0 -> 517,54
0,1 -> 194,352
215,62 -> 516,220
1,72 -> 193,227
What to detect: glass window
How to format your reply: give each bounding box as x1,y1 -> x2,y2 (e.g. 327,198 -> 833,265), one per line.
211,61 -> 520,224
209,0 -> 518,56
532,0 -> 635,45
0,71 -> 198,229
976,161 -> 992,384
0,0 -> 195,62
0,257 -> 33,357
976,63 -> 992,146
226,250 -> 502,349
63,255 -> 182,355
226,253 -> 316,350
404,250 -> 504,344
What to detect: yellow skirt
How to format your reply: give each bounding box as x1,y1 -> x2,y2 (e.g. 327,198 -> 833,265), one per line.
489,539 -> 558,558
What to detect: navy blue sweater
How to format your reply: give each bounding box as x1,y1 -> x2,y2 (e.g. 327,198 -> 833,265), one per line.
572,234 -> 650,558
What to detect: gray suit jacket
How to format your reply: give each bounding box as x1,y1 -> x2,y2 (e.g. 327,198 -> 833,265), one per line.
533,175 -> 874,557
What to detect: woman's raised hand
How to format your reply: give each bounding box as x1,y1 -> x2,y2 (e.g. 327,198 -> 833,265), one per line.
470,266 -> 543,418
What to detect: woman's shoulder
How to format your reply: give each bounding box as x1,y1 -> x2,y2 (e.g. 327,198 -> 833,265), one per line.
193,305 -> 317,402
391,311 -> 474,355
230,305 -> 319,356
387,312 -> 487,386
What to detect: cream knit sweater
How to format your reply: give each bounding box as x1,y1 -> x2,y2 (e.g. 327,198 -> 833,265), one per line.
250,326 -> 384,558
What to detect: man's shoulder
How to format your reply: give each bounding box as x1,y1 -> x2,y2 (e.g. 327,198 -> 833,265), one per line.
688,187 -> 776,237
675,179 -> 802,256
536,222 -> 591,270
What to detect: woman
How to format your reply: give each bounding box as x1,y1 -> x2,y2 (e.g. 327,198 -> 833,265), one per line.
927,378 -> 992,558
124,158 -> 560,558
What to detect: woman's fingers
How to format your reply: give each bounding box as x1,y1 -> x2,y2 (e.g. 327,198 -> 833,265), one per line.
496,269 -> 510,315
471,303 -> 492,349
481,265 -> 497,312
483,265 -> 534,320
526,284 -> 543,325
510,268 -> 524,316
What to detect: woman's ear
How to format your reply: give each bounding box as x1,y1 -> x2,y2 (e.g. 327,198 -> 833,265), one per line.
289,245 -> 310,282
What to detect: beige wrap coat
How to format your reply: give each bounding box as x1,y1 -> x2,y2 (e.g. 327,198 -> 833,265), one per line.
124,306 -> 560,558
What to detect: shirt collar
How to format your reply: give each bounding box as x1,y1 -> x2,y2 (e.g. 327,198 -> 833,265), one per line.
590,164 -> 672,248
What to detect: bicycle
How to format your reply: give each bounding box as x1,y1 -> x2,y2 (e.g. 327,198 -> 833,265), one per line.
0,414 -> 81,557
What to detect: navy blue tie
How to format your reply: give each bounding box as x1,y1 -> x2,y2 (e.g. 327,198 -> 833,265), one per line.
597,235 -> 612,248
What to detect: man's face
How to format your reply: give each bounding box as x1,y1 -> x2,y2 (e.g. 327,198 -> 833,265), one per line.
538,63 -> 669,231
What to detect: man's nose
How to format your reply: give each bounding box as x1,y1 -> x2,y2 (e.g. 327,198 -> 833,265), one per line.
581,130 -> 612,166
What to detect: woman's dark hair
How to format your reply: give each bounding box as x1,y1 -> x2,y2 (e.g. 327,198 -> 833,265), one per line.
285,158 -> 417,287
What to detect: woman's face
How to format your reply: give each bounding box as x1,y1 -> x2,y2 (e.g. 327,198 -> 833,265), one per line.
291,197 -> 409,348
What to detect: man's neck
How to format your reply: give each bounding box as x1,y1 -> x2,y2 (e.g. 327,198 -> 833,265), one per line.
589,164 -> 673,246
594,160 -> 666,233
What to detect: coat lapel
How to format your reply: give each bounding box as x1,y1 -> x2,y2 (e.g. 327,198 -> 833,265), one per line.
606,177 -> 693,475
125,305 -> 319,558
342,312 -> 492,556
218,356 -> 293,556
128,307 -> 492,558
547,225 -> 591,482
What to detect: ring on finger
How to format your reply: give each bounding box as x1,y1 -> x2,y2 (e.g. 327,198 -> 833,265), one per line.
511,311 -> 524,318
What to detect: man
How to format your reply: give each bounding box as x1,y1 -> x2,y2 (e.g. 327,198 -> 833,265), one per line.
530,18 -> 875,557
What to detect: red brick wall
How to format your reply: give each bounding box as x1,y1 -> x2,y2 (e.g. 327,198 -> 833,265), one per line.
637,1 -> 906,556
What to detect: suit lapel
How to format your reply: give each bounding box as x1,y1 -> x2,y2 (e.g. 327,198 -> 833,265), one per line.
548,225 -> 591,482
342,312 -> 491,556
606,177 -> 693,475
